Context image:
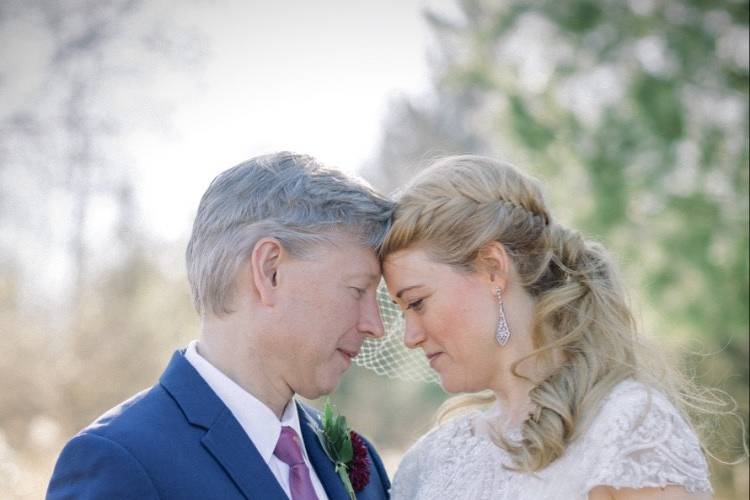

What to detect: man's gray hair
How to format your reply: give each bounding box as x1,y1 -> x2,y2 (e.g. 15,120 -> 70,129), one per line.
186,151 -> 393,316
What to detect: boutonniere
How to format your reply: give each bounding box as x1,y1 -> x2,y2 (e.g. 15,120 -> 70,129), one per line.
315,400 -> 370,500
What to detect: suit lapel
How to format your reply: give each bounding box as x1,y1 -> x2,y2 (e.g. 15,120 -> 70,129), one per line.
297,402 -> 350,500
202,409 -> 288,500
160,351 -> 287,500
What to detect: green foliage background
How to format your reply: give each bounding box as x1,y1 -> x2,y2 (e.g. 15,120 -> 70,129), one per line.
361,0 -> 749,497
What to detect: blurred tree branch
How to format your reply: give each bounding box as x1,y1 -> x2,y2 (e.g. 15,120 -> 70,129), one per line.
0,0 -> 206,307
0,2 -> 205,497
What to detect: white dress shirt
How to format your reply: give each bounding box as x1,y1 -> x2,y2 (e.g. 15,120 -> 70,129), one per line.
185,340 -> 329,500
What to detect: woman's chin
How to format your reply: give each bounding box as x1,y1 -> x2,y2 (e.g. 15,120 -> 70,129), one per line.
439,376 -> 465,393
440,374 -> 485,394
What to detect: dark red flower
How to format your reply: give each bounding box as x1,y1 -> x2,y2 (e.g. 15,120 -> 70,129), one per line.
348,431 -> 370,492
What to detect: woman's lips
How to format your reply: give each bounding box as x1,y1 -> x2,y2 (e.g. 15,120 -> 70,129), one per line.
426,352 -> 443,368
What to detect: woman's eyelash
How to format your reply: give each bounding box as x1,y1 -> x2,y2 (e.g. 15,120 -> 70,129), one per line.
407,299 -> 424,311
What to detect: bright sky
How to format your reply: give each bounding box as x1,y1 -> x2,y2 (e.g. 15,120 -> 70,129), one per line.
128,0 -> 457,242
1,0 -> 459,303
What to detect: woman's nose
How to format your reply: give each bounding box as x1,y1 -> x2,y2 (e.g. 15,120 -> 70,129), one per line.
403,319 -> 426,349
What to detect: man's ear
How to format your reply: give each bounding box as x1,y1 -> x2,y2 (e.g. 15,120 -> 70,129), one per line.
250,237 -> 285,306
475,241 -> 510,289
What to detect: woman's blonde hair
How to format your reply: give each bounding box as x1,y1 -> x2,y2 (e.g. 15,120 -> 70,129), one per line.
381,155 -> 738,472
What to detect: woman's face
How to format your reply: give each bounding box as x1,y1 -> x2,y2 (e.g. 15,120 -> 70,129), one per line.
383,248 -> 503,393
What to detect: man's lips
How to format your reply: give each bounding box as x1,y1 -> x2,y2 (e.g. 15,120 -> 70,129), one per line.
337,348 -> 359,360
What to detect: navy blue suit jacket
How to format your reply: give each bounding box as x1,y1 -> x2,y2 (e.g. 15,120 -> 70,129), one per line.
47,350 -> 391,499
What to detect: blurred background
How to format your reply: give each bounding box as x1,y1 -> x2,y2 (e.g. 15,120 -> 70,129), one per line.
1,0 -> 747,498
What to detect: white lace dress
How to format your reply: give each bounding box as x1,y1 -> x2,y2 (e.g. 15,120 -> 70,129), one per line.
390,380 -> 712,500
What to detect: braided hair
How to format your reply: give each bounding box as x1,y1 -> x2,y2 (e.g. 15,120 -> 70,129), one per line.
381,155 -> 710,472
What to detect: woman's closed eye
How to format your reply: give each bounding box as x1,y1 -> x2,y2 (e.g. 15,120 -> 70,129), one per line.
407,298 -> 425,312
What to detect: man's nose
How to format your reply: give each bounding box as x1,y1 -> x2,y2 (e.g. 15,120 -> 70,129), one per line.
359,293 -> 385,339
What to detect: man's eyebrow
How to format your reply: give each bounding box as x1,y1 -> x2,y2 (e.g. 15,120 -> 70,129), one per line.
344,272 -> 380,283
396,285 -> 423,299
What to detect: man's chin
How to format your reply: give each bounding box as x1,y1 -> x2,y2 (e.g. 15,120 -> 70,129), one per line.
296,375 -> 342,400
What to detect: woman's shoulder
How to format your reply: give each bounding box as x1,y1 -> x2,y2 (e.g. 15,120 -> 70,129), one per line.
592,378 -> 670,419
581,378 -> 712,495
587,379 -> 693,441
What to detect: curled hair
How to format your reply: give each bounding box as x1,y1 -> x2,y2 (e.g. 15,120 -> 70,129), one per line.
187,151 -> 393,316
382,155 -> 740,471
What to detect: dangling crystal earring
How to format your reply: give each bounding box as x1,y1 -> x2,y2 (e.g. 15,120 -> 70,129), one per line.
494,286 -> 511,346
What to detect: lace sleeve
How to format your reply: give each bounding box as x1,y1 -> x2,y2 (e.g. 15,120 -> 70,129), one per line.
583,381 -> 712,495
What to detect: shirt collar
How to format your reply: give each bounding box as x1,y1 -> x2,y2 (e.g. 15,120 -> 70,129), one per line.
184,340 -> 307,464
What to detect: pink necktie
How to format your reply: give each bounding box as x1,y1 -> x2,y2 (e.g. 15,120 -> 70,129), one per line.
274,426 -> 320,500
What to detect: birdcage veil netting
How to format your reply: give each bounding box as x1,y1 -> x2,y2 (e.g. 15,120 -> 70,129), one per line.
352,281 -> 440,384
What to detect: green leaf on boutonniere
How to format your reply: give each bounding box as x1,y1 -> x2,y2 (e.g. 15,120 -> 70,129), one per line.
317,399 -> 357,500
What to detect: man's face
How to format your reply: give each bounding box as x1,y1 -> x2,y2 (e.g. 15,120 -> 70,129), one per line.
268,239 -> 385,399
